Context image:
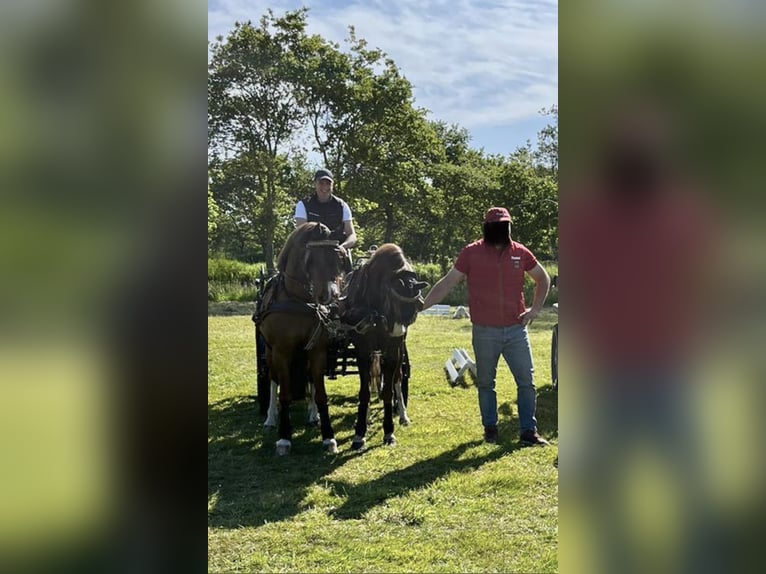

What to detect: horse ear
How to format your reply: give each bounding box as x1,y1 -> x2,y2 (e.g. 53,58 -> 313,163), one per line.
415,281 -> 429,290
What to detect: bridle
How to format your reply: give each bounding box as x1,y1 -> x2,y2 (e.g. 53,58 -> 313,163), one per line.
382,272 -> 425,327
389,287 -> 424,305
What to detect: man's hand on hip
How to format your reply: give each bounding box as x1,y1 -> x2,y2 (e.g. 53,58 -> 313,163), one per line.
518,308 -> 540,327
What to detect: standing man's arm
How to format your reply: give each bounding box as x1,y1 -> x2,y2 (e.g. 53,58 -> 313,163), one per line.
421,267 -> 465,310
519,263 -> 550,326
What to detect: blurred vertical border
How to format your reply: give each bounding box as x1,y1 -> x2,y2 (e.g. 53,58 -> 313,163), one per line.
0,1 -> 208,572
560,1 -> 766,573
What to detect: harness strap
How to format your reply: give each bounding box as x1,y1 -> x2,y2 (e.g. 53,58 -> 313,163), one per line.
254,299 -> 316,326
338,307 -> 386,335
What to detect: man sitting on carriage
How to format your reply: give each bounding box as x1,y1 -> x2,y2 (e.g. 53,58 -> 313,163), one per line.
256,167 -> 355,321
294,168 -> 356,273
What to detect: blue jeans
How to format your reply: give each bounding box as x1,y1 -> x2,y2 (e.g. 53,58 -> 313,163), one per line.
472,324 -> 537,433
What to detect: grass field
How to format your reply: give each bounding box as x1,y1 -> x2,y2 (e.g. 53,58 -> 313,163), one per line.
209,307 -> 559,573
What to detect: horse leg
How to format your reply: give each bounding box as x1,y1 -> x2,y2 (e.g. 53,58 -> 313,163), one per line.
370,350 -> 382,400
395,376 -> 410,426
309,348 -> 337,453
393,343 -> 410,425
274,354 -> 293,455
263,380 -> 279,428
306,381 -> 319,426
352,351 -> 371,451
382,354 -> 396,446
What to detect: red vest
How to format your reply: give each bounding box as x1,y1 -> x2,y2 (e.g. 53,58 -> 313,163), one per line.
455,240 -> 538,327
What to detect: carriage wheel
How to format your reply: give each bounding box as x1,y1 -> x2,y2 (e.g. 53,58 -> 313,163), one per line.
551,323 -> 558,391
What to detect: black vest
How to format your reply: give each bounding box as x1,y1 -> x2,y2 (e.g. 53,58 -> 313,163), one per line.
302,194 -> 347,243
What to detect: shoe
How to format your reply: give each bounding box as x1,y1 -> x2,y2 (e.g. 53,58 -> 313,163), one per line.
484,425 -> 498,444
520,430 -> 549,447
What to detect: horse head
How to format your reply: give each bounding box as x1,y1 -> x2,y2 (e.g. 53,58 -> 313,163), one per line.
387,268 -> 429,334
279,222 -> 345,306
303,223 -> 345,305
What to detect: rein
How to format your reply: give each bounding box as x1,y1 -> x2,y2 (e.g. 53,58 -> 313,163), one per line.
306,240 -> 339,249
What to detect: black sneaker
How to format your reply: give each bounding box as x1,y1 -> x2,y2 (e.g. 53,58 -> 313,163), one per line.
520,430 -> 549,447
484,425 -> 498,444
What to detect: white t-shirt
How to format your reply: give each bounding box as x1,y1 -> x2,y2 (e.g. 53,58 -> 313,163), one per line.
294,197 -> 353,222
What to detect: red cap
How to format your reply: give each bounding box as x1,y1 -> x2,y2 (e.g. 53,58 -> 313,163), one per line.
484,207 -> 511,223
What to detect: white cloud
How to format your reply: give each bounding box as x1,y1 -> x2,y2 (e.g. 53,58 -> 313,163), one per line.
208,0 -> 557,137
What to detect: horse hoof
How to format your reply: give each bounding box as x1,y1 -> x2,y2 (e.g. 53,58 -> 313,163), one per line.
383,435 -> 396,446
276,439 -> 291,456
399,417 -> 411,426
323,438 -> 338,454
350,436 -> 366,451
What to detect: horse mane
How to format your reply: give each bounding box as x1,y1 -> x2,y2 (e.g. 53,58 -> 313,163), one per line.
346,243 -> 411,305
277,222 -> 329,273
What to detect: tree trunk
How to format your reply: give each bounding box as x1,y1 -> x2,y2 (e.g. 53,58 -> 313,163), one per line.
264,179 -> 276,273
261,158 -> 278,273
264,240 -> 275,274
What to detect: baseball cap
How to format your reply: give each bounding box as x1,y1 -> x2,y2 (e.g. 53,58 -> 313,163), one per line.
484,207 -> 511,223
314,169 -> 334,182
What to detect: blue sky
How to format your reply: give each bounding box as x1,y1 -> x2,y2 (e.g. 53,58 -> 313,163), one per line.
208,0 -> 557,157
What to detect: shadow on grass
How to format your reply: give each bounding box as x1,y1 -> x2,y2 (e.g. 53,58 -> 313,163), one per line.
208,394 -> 519,528
326,439 -> 516,520
208,395 -> 356,529
497,381 -> 558,442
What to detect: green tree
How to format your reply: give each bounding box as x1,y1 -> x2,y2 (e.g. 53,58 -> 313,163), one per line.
208,10 -> 310,271
289,26 -> 442,247
497,157 -> 558,259
208,183 -> 219,238
534,105 -> 558,180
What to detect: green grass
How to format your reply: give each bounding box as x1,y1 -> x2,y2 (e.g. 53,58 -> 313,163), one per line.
209,309 -> 558,573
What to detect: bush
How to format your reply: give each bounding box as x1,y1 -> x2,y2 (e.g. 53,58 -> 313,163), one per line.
208,257 -> 267,302
526,260 -> 558,307
208,257 -> 265,283
208,281 -> 260,303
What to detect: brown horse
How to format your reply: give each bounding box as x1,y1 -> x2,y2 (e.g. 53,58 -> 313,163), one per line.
257,222 -> 345,455
342,244 -> 428,449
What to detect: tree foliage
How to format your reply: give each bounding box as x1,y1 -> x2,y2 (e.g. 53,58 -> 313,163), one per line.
208,9 -> 558,267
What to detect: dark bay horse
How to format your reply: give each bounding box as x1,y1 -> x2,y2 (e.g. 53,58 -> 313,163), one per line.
342,244 -> 428,449
256,222 -> 345,455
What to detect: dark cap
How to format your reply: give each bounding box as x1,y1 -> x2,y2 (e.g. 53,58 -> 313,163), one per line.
484,207 -> 511,223
314,169 -> 334,182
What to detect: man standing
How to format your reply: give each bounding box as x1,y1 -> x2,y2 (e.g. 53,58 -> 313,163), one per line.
422,207 -> 551,445
295,169 -> 357,270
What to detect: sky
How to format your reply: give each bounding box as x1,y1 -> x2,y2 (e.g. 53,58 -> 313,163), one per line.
208,0 -> 558,157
